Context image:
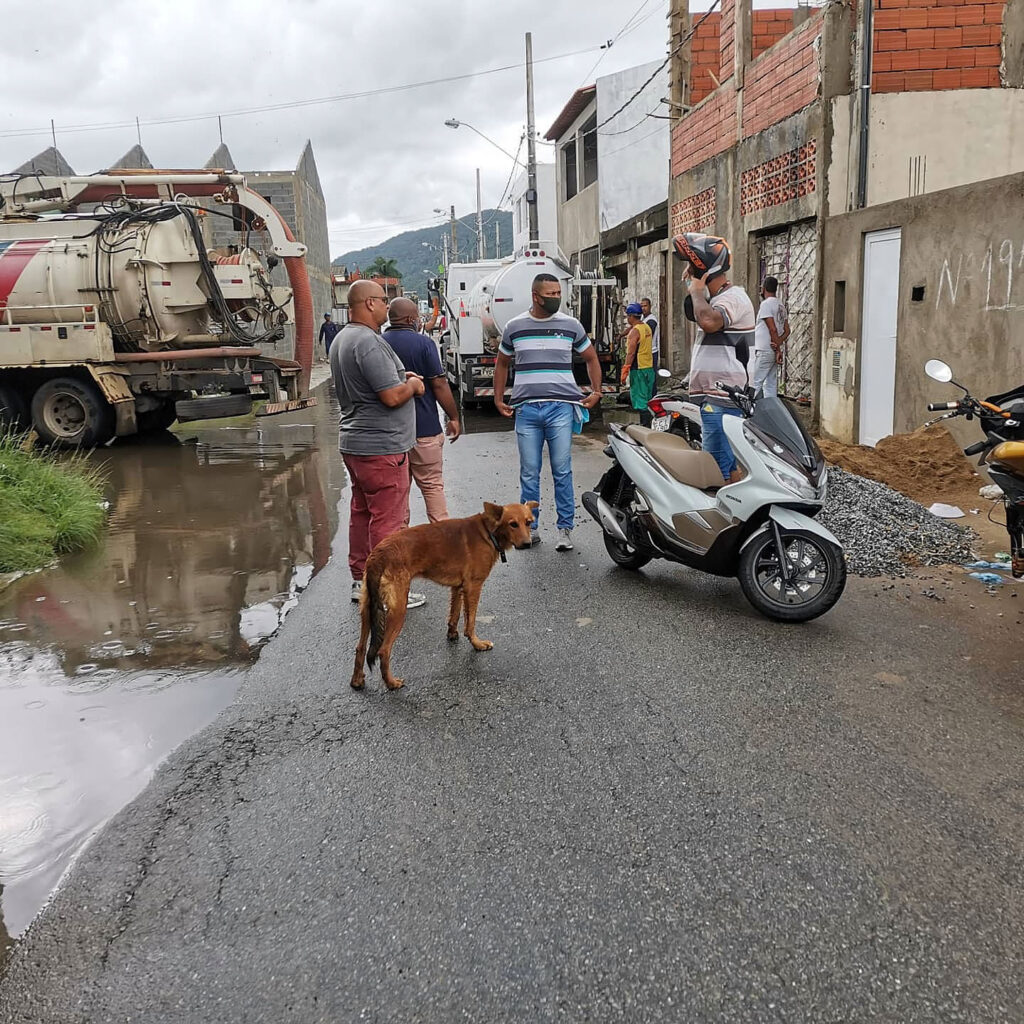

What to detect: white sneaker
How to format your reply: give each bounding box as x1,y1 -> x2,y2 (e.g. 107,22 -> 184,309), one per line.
351,580 -> 362,602
555,529 -> 574,552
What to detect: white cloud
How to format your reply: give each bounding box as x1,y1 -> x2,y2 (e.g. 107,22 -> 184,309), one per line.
1,0 -> 674,256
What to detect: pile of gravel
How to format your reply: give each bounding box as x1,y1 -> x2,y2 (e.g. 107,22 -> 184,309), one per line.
818,467 -> 976,577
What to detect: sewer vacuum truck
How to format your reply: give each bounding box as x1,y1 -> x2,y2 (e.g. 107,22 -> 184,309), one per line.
441,248 -> 621,407
0,170 -> 316,447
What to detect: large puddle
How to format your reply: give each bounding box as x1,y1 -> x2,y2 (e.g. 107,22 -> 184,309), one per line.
0,385 -> 610,959
0,385 -> 346,954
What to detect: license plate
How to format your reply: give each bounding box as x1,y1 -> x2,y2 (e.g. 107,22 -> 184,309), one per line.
476,367 -> 494,379
651,416 -> 670,432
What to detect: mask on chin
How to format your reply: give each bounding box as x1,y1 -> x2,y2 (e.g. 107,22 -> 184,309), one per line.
539,296 -> 562,315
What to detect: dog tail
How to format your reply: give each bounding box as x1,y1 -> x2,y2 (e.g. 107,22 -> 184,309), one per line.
366,566 -> 387,669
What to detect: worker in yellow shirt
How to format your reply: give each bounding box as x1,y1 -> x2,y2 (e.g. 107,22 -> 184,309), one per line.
620,302 -> 655,427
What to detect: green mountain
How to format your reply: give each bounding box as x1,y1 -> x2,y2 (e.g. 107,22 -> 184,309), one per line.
332,210 -> 514,295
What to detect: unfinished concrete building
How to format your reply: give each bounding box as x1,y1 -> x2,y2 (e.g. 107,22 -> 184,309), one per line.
668,0 -> 1024,445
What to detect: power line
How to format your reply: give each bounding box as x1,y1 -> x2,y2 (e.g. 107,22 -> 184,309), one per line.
596,0 -> 723,130
493,133 -> 527,212
574,0 -> 661,91
0,45 -> 602,141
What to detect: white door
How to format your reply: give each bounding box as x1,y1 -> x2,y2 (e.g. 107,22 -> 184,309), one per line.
859,228 -> 902,446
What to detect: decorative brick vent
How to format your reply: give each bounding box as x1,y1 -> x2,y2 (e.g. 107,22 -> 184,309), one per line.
740,142 -> 817,216
670,187 -> 718,235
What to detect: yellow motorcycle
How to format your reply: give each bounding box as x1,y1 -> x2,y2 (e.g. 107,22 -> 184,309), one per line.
925,359 -> 1024,578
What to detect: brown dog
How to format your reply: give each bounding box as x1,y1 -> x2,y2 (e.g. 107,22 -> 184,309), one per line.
351,501 -> 538,691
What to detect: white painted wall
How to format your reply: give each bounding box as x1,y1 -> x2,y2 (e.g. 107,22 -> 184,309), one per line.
551,96 -> 601,260
596,61 -> 671,231
510,163 -> 557,253
828,89 -> 1024,213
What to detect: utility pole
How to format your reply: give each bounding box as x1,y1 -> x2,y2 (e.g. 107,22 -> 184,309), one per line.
476,168 -> 485,260
442,234 -> 449,276
449,204 -> 458,263
669,0 -> 690,115
525,32 -> 539,247
495,221 -> 500,260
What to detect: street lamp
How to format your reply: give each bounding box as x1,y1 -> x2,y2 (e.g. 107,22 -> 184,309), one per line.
444,119 -> 526,168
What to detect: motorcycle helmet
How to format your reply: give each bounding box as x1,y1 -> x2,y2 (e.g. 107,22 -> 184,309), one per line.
673,232 -> 731,282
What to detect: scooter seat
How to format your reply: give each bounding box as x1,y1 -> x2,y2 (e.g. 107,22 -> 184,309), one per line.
625,425 -> 726,489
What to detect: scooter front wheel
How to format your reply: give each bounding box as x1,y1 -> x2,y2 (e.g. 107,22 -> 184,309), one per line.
603,532 -> 652,571
738,528 -> 846,622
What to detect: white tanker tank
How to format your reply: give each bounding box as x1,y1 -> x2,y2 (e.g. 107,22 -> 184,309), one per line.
2,209 -> 287,351
463,254 -> 572,349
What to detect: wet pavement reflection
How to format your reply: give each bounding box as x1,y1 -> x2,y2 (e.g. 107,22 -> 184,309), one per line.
0,386 -> 346,950
0,386 -> 609,957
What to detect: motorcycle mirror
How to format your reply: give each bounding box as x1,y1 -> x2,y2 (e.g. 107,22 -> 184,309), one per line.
924,359 -> 953,383
657,368 -> 671,378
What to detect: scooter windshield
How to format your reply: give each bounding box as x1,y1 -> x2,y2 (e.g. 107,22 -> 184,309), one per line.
749,397 -> 824,474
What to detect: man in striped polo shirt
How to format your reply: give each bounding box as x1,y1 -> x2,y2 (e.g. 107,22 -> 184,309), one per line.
493,274 -> 603,551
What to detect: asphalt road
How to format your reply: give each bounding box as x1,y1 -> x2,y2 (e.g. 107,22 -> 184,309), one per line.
2,431 -> 1023,1023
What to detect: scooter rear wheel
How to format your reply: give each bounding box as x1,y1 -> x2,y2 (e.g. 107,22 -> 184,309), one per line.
738,528 -> 846,622
603,532 -> 652,571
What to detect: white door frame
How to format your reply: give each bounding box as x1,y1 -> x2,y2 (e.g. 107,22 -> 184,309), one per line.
859,228 -> 902,447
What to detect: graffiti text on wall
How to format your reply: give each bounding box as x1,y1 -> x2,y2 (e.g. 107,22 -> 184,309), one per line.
937,241 -> 1024,313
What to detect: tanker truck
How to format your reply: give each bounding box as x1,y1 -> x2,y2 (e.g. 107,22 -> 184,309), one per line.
441,249 -> 620,407
0,171 -> 316,447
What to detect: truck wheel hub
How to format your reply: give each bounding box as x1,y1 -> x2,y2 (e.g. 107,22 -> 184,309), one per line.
44,393 -> 87,437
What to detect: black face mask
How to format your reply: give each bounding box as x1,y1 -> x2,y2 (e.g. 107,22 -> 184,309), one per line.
538,296 -> 561,315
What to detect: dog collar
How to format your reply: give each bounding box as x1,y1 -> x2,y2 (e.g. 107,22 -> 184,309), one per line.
487,529 -> 507,563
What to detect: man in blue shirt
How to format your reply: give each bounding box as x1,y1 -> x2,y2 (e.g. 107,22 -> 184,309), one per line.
319,313 -> 341,356
383,297 -> 461,522
493,274 -> 603,551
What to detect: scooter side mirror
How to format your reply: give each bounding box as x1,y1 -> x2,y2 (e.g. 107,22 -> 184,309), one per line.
925,359 -> 953,383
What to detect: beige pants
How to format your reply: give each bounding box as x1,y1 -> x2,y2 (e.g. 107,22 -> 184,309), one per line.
406,433 -> 449,523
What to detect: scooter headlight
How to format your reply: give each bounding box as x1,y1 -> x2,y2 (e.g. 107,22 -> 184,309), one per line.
765,460 -> 820,500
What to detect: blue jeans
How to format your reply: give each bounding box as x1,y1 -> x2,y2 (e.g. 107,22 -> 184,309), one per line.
514,401 -> 575,531
700,403 -> 743,480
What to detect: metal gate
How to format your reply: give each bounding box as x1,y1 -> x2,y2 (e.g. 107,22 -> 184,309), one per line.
756,221 -> 817,403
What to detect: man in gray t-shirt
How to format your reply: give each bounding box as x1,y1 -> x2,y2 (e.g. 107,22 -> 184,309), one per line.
331,279 -> 426,605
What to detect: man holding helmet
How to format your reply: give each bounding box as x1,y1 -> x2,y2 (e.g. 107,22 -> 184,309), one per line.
672,232 -> 755,484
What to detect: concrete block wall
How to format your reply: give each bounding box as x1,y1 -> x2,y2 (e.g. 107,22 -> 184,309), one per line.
872,0 -> 1006,92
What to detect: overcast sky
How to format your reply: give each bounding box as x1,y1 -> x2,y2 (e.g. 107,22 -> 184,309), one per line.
1,0 -> 688,257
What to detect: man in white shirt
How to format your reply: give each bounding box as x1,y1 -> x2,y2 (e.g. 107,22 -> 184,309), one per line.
751,276 -> 789,398
640,297 -> 660,372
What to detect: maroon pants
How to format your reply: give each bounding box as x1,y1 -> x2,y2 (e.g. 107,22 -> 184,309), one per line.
343,451 -> 412,581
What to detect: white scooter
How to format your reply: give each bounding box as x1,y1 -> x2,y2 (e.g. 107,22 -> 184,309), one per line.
582,383 -> 847,621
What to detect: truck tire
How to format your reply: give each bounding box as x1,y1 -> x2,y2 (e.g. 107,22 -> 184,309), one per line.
31,377 -> 115,448
0,383 -> 28,432
174,394 -> 253,422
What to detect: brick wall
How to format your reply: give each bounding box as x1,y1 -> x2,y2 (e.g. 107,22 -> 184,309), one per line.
872,0 -> 1006,92
672,8 -> 823,179
720,0 -> 736,81
752,9 -> 795,59
670,187 -> 718,235
671,82 -> 738,177
691,14 -> 723,105
742,14 -> 824,136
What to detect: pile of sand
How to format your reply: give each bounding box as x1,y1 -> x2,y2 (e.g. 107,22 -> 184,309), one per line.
817,425 -> 981,507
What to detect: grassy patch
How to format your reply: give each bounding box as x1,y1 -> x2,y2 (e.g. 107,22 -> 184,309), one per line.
0,435 -> 107,573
